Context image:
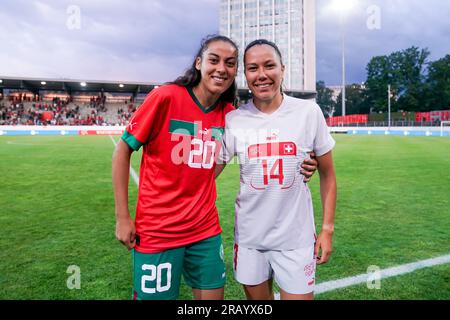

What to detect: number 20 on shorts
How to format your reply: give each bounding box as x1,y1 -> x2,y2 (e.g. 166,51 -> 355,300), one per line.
141,263 -> 172,293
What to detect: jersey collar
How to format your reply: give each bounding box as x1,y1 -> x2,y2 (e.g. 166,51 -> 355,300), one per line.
187,87 -> 220,114
249,93 -> 287,118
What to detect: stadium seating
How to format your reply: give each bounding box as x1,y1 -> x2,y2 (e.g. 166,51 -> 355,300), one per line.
0,95 -> 138,126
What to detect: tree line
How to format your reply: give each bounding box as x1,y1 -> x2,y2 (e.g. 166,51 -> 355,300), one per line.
317,47 -> 450,117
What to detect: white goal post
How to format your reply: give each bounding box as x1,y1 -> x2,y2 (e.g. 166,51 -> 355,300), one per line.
441,121 -> 450,137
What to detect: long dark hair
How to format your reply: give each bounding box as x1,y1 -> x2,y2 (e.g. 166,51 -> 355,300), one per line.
244,39 -> 284,94
170,35 -> 238,104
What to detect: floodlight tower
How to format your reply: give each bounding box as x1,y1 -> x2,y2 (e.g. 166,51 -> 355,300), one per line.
331,0 -> 357,117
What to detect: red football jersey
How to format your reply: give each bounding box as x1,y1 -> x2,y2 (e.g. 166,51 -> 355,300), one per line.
122,84 -> 234,253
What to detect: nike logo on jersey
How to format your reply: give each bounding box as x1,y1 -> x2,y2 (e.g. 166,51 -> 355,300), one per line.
266,132 -> 279,141
169,119 -> 224,141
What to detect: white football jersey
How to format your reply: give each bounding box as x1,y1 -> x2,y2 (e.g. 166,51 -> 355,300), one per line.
220,94 -> 335,250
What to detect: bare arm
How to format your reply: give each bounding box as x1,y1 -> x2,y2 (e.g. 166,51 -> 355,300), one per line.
314,151 -> 337,265
112,139 -> 136,250
214,163 -> 226,179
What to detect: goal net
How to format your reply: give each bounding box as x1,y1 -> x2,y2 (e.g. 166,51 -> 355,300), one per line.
441,121 -> 450,137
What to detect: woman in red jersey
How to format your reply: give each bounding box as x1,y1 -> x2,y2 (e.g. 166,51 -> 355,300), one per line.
112,35 -> 318,300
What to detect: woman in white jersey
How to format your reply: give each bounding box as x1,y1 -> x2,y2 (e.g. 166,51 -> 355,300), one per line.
216,39 -> 337,300
113,35 -> 318,300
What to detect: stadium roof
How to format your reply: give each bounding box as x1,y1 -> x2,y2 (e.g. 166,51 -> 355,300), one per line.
0,76 -> 158,95
0,76 -> 316,99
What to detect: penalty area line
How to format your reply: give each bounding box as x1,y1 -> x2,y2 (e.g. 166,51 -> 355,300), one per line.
109,135 -> 139,186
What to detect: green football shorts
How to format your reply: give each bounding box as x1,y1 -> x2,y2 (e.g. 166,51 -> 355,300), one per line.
132,234 -> 226,300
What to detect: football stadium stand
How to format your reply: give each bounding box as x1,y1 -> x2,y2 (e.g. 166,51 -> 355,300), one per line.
1,76 -> 448,137
0,76 -> 315,127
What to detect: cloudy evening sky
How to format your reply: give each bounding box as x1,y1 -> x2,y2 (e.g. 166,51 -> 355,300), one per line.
0,0 -> 449,87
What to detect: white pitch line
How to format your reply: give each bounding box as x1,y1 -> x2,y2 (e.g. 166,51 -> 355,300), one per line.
273,254 -> 450,299
6,141 -> 51,146
109,135 -> 139,186
315,254 -> 450,294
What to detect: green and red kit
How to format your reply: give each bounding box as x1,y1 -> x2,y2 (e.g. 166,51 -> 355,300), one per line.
122,84 -> 234,253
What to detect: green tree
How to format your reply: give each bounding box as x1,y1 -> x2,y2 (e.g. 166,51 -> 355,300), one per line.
316,81 -> 336,117
365,47 -> 430,113
335,84 -> 369,116
394,47 -> 430,111
365,55 -> 393,113
424,55 -> 450,111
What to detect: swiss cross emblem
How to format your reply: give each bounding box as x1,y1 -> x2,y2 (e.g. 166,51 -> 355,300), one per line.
284,143 -> 294,154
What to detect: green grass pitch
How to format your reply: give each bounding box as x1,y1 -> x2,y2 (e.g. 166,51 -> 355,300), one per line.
0,135 -> 449,299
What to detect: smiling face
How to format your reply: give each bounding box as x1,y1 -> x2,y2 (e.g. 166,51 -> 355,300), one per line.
195,40 -> 238,101
244,44 -> 285,105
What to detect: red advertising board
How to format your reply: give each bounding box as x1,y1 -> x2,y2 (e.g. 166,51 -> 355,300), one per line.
79,130 -> 124,135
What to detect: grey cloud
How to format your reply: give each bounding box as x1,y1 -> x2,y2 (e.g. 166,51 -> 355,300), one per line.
316,0 -> 450,85
0,0 -> 448,85
0,0 -> 220,82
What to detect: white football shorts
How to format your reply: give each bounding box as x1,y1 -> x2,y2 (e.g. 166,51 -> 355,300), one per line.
233,244 -> 316,294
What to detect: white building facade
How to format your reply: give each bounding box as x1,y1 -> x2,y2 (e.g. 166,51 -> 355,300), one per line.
219,0 -> 316,93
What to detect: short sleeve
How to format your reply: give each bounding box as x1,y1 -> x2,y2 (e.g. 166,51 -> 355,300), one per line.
313,103 -> 335,156
121,89 -> 168,151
